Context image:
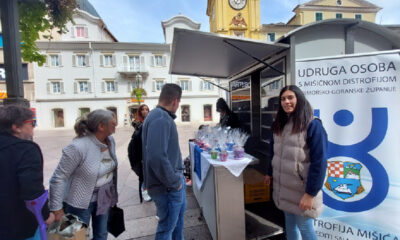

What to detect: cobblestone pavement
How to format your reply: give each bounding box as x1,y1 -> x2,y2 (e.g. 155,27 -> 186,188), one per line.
35,124 -> 212,240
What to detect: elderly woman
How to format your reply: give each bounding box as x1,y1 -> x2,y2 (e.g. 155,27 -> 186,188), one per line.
49,109 -> 118,240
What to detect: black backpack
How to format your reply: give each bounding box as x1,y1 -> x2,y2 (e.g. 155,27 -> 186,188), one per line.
127,123 -> 143,182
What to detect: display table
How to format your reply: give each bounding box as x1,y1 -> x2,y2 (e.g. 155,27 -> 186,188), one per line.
189,142 -> 258,240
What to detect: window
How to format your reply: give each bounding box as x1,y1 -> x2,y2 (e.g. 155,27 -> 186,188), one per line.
52,82 -> 61,94
129,56 -> 140,71
53,109 -> 64,128
203,81 -> 212,91
180,80 -> 189,91
315,12 -> 323,21
181,105 -> 190,122
336,13 -> 343,19
76,26 -> 85,37
105,81 -> 115,92
267,33 -> 275,42
49,55 -> 60,67
78,55 -> 86,67
103,55 -> 113,67
131,80 -> 139,90
79,81 -> 89,93
355,14 -> 362,20
156,80 -> 164,91
74,79 -> 91,94
47,80 -> 64,94
337,0 -> 342,5
204,105 -> 212,121
51,82 -> 61,94
266,78 -> 283,90
154,55 -> 163,66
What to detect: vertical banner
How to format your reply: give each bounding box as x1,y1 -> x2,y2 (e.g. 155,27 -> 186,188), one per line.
296,51 -> 400,240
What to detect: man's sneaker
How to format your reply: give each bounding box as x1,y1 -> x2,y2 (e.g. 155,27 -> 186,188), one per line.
142,189 -> 152,202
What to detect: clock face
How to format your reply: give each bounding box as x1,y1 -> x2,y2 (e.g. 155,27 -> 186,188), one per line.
229,0 -> 247,10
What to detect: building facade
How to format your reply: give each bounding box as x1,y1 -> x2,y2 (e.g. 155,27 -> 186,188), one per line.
262,0 -> 381,41
207,0 -> 261,39
33,7 -> 220,129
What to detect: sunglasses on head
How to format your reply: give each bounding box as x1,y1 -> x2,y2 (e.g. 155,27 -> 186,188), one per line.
24,119 -> 37,127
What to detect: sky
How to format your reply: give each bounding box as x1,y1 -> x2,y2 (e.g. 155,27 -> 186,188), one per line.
89,0 -> 400,43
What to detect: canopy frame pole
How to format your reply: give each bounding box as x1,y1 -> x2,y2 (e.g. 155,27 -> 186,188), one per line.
222,39 -> 285,75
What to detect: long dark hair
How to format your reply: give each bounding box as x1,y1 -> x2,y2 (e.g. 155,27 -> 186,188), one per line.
271,85 -> 313,135
135,104 -> 149,123
216,98 -> 232,114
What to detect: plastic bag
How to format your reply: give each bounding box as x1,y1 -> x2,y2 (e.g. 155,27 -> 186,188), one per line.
47,214 -> 86,240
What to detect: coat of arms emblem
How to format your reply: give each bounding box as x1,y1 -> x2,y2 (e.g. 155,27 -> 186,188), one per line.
324,161 -> 365,199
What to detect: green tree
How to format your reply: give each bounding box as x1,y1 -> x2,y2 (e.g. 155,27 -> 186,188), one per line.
18,0 -> 76,66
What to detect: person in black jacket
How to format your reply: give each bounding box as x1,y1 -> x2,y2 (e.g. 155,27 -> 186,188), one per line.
128,104 -> 151,202
0,105 -> 54,240
216,98 -> 241,129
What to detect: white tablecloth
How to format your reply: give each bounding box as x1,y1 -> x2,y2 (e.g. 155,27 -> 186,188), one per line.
190,142 -> 256,190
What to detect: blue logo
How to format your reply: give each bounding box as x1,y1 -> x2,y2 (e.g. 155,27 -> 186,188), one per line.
315,108 -> 389,212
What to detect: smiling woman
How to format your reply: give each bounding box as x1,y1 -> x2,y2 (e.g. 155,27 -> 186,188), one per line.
49,109 -> 120,240
265,85 -> 328,240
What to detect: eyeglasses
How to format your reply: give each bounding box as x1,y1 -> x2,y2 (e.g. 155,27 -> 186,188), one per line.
24,119 -> 37,127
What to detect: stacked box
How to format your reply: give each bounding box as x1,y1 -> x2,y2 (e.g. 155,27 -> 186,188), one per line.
243,168 -> 271,204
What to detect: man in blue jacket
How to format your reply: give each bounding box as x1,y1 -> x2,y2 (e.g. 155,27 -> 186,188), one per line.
142,84 -> 185,240
0,105 -> 54,240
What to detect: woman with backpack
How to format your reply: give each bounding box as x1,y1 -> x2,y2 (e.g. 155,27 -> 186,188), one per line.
264,85 -> 328,240
128,104 -> 151,202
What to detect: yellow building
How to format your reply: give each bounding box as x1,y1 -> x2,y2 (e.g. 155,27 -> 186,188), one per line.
207,0 -> 262,39
263,0 -> 381,41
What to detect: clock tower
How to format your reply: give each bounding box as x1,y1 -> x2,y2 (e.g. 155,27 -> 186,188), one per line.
207,0 -> 261,39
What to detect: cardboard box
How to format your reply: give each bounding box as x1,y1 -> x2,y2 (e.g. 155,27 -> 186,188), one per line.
243,168 -> 270,204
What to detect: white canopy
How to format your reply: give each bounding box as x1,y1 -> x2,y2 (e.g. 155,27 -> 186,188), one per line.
169,28 -> 289,79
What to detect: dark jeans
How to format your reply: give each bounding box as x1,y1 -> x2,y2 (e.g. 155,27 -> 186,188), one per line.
150,176 -> 187,240
64,202 -> 109,240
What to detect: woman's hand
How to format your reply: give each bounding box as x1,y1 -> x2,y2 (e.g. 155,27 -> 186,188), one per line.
299,193 -> 315,211
263,175 -> 272,185
45,212 -> 55,226
53,209 -> 65,222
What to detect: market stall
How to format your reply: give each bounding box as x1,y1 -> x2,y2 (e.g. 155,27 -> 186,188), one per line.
189,141 -> 256,240
171,19 -> 400,240
170,28 -> 288,239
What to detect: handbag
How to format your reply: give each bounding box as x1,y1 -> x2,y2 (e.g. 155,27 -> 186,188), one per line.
107,205 -> 125,237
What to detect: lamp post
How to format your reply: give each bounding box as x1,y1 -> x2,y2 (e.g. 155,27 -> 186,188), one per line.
135,72 -> 142,88
132,72 -> 144,105
0,0 -> 29,106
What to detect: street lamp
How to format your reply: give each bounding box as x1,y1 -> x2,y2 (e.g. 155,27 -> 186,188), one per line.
135,72 -> 142,87
132,72 -> 145,105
